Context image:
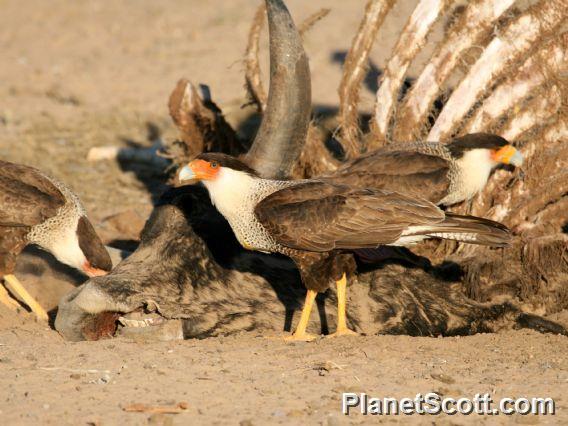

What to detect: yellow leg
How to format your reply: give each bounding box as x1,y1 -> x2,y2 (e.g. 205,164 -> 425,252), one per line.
0,284 -> 21,311
285,289 -> 318,342
3,274 -> 49,321
327,274 -> 358,337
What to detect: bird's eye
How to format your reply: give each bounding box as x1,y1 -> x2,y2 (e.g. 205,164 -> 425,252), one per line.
210,161 -> 218,169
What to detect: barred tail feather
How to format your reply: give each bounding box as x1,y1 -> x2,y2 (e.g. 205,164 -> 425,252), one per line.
404,213 -> 511,247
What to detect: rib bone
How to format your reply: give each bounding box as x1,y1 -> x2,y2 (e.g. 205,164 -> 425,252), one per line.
371,0 -> 452,145
500,86 -> 562,141
393,0 -> 516,141
465,35 -> 566,133
428,0 -> 566,141
244,4 -> 267,112
338,0 -> 394,157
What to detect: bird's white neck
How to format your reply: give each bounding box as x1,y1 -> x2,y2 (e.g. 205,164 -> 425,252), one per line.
201,168 -> 261,219
42,216 -> 87,271
201,167 -> 295,224
456,148 -> 497,198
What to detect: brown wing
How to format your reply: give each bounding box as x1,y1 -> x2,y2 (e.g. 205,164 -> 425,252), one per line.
255,181 -> 444,252
0,160 -> 65,227
328,150 -> 450,204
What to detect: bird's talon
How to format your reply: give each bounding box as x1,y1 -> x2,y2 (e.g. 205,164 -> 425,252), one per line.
0,285 -> 21,311
3,275 -> 49,321
327,328 -> 358,338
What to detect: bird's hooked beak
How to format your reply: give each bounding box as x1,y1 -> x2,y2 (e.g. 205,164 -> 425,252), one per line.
491,145 -> 524,167
82,260 -> 108,277
178,159 -> 220,184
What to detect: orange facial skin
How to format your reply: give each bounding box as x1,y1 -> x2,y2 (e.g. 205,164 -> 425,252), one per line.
187,159 -> 220,181
491,145 -> 519,165
491,145 -> 517,164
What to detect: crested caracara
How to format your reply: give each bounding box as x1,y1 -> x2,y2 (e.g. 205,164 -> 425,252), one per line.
329,133 -> 522,263
0,160 -> 112,320
178,153 -> 511,341
331,133 -> 523,206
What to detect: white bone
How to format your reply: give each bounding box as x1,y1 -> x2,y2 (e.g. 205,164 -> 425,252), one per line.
372,0 -> 453,142
428,1 -> 565,141
501,87 -> 561,141
394,0 -> 516,140
466,39 -> 566,133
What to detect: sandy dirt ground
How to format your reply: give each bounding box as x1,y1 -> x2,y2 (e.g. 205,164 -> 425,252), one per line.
0,0 -> 566,424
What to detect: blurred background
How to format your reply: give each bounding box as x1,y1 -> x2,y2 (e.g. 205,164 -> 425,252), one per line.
1,0 -> 431,120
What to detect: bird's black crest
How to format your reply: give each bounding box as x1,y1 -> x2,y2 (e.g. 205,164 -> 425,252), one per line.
448,133 -> 510,158
196,153 -> 260,176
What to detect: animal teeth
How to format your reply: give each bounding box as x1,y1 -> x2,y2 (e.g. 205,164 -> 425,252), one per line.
118,316 -> 165,328
118,317 -> 145,328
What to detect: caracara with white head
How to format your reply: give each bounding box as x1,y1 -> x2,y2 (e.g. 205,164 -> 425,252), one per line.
331,133 -> 523,206
329,133 -> 523,263
179,153 -> 511,340
0,160 -> 112,320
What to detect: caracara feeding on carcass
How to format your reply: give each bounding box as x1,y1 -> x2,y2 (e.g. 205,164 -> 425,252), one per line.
178,153 -> 511,340
331,133 -> 523,206
0,160 -> 112,320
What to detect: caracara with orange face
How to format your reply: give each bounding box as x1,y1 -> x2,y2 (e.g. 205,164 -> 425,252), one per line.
0,160 -> 112,320
179,150 -> 512,341
331,133 -> 524,207
328,133 -> 523,263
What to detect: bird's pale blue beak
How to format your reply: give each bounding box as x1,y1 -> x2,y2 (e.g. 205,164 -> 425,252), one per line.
509,150 -> 524,167
178,165 -> 196,183
178,159 -> 219,183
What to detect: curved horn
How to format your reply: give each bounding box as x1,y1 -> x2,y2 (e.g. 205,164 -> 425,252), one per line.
244,0 -> 311,179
